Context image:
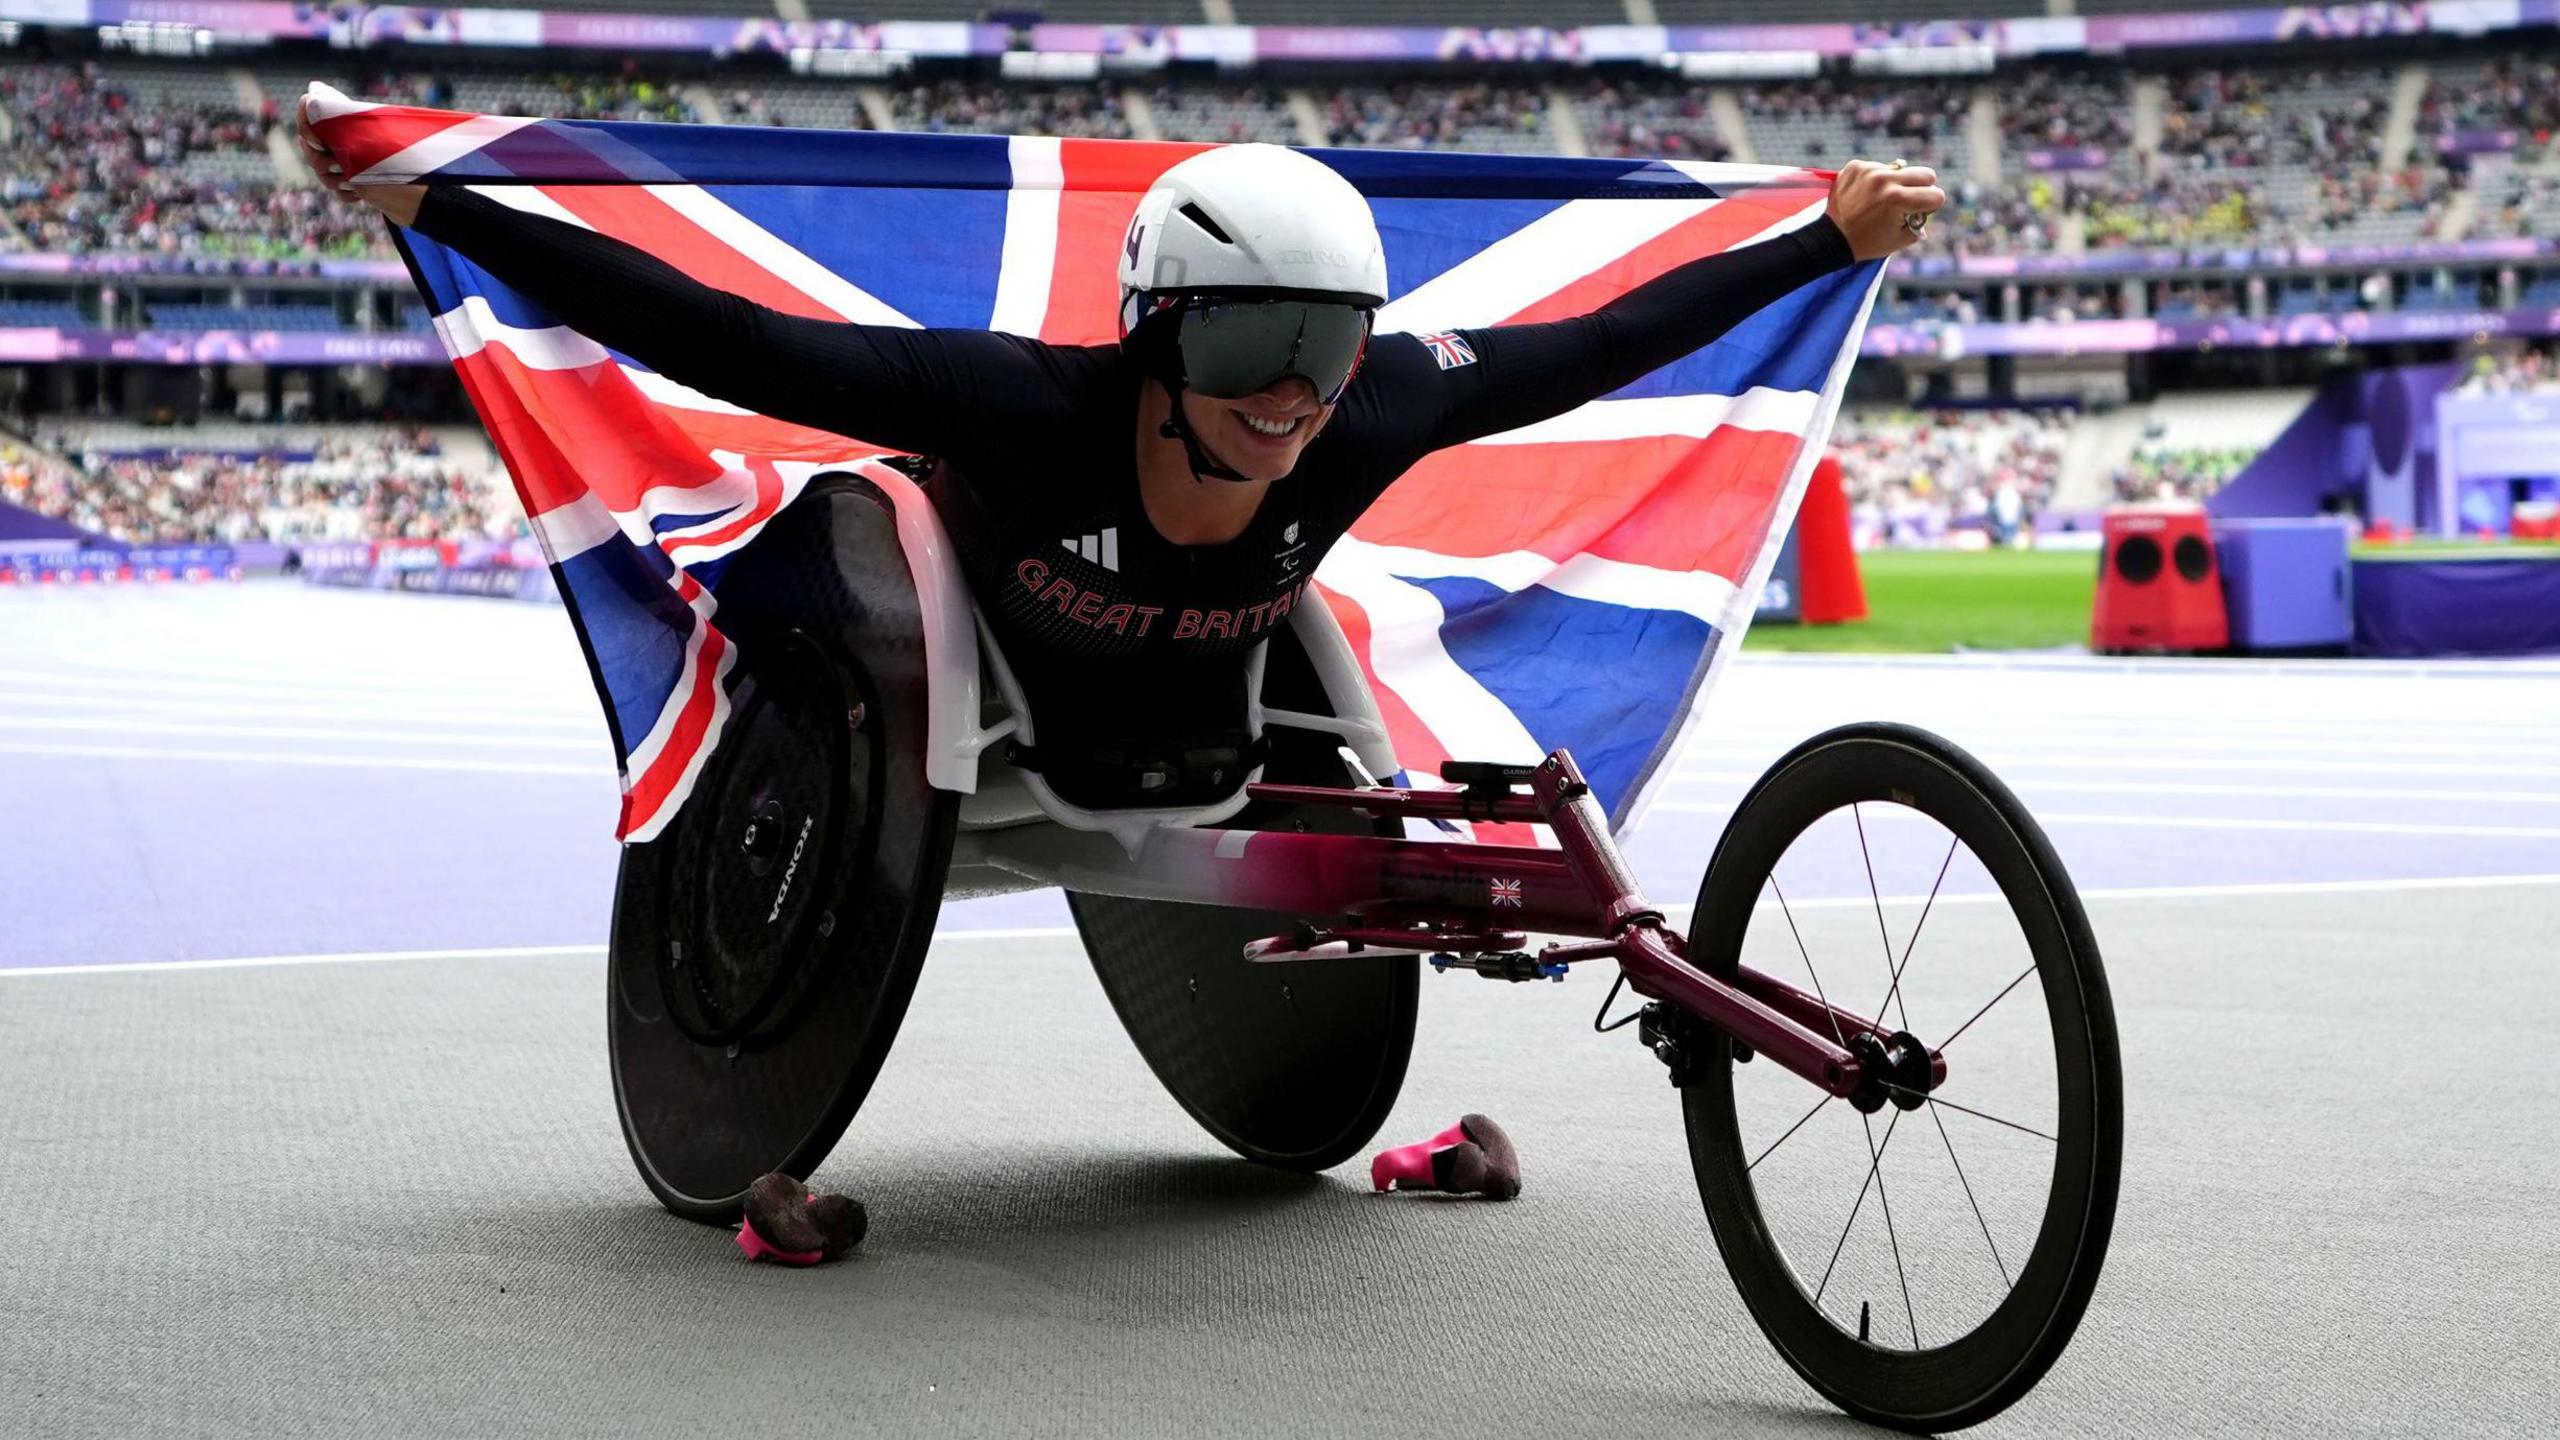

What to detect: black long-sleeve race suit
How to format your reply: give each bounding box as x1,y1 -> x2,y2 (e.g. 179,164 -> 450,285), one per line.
409,187 -> 1855,796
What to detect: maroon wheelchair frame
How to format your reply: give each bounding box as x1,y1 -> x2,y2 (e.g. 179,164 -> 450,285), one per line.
1231,750 -> 1943,1105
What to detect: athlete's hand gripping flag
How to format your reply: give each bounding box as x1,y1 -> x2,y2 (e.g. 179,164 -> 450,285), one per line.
305,85 -> 1884,843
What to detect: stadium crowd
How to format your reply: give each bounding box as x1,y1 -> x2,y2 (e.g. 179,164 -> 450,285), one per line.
1830,407 -> 2069,549
4,52 -> 2550,262
1,429 -> 514,546
2111,443 -> 2256,503
1,63 -> 380,262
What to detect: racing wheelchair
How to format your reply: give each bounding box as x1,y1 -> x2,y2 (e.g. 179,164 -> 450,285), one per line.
607,466 -> 2123,1433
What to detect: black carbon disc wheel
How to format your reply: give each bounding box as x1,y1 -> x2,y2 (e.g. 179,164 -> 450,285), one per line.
1680,723 -> 2121,1433
1066,645 -> 1416,1173
609,475 -> 956,1223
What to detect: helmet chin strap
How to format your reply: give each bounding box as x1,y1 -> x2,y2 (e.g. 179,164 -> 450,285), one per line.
1156,378 -> 1259,485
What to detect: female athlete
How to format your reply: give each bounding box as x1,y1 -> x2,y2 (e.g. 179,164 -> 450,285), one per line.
297,102 -> 1942,799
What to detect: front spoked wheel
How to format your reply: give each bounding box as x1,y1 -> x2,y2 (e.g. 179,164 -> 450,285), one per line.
1682,723 -> 2121,1433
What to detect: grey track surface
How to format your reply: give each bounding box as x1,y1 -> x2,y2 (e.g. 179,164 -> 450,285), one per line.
6,586 -> 2560,1437
6,883 -> 2558,1438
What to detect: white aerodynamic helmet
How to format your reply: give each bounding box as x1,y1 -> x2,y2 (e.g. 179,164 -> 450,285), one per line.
1117,144 -> 1389,328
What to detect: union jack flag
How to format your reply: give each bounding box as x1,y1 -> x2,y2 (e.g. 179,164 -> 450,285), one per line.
308,88 -> 1880,843
1417,330 -> 1478,370
1488,878 -> 1524,908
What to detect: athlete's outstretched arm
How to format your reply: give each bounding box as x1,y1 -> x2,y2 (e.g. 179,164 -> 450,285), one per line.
404,186 -> 1069,457
1397,214 -> 1860,451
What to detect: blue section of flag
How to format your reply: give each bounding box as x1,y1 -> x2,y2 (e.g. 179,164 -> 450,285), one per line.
700,184 -> 1008,331
1318,147 -> 1728,202
1605,261 -> 1881,402
555,543 -> 696,752
433,120 -> 1019,190
1399,576 -> 1717,819
1375,196 -> 1567,299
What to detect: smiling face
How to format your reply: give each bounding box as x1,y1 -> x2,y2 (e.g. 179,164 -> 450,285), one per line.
1185,377 -> 1332,484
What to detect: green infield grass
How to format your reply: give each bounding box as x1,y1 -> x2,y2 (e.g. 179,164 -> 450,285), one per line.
2352,538 -> 2560,558
1746,548 -> 2098,653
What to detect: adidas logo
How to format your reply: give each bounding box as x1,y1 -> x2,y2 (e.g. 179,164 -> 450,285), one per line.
1061,527 -> 1120,572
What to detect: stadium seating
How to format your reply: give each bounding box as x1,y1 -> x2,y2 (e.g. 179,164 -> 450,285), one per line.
1147,85 -> 1302,147
1572,79 -> 1729,162
145,302 -> 344,332
805,0 -> 1203,20
892,81 -> 1133,138
1832,407 -> 2072,547
1234,0 -> 1619,22
0,298 -> 87,328
10,422 -> 514,546
727,78 -> 871,131
1319,84 -> 1555,154
1654,0 -> 2038,18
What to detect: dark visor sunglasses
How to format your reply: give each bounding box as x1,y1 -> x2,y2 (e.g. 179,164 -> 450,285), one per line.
1174,297 -> 1374,407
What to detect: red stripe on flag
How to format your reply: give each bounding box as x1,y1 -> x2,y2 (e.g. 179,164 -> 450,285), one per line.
1498,181 -> 1831,328
618,621 -> 728,838
1314,581 -> 1449,781
448,349 -> 625,527
315,104 -> 484,178
1057,137 -> 1211,195
652,406 -> 885,464
670,456 -> 786,553
1321,580 -> 1545,848
457,344 -> 727,517
1585,425 -> 1804,579
1040,139 -> 1207,346
1348,425 -> 1805,581
540,185 -> 853,323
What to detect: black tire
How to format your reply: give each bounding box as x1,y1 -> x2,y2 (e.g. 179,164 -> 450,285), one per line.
1680,723 -> 2121,1432
1066,641 -> 1416,1173
609,475 -> 957,1223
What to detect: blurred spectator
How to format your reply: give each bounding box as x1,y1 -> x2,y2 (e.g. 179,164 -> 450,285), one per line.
1,63 -> 385,261
1578,80 -> 1729,162
1831,407 -> 2070,549
1322,84 -> 1548,151
2459,343 -> 2560,394
896,81 -> 1130,139
2112,440 -> 2255,503
4,427 -> 518,545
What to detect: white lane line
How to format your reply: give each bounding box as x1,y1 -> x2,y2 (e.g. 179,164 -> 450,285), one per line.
0,716 -> 602,751
1,943 -> 606,979
0,690 -> 601,731
14,874 -> 2559,977
1651,802 -> 2560,841
1654,871 -> 2560,915
1677,755 -> 2560,780
0,927 -> 1067,979
1704,705 -> 2560,728
1662,773 -> 2560,806
1732,651 -> 2560,678
0,741 -> 605,777
1682,734 -> 2560,761
39,642 -> 571,689
0,666 -> 585,708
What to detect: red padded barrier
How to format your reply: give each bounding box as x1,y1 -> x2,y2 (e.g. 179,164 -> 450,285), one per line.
2092,508 -> 2228,653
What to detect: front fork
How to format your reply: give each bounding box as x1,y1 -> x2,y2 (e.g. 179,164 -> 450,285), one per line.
1525,752 -> 1946,1109
1248,751 -> 1944,1110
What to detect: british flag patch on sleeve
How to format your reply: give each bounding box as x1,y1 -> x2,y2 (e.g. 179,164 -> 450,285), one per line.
1418,330 -> 1478,371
